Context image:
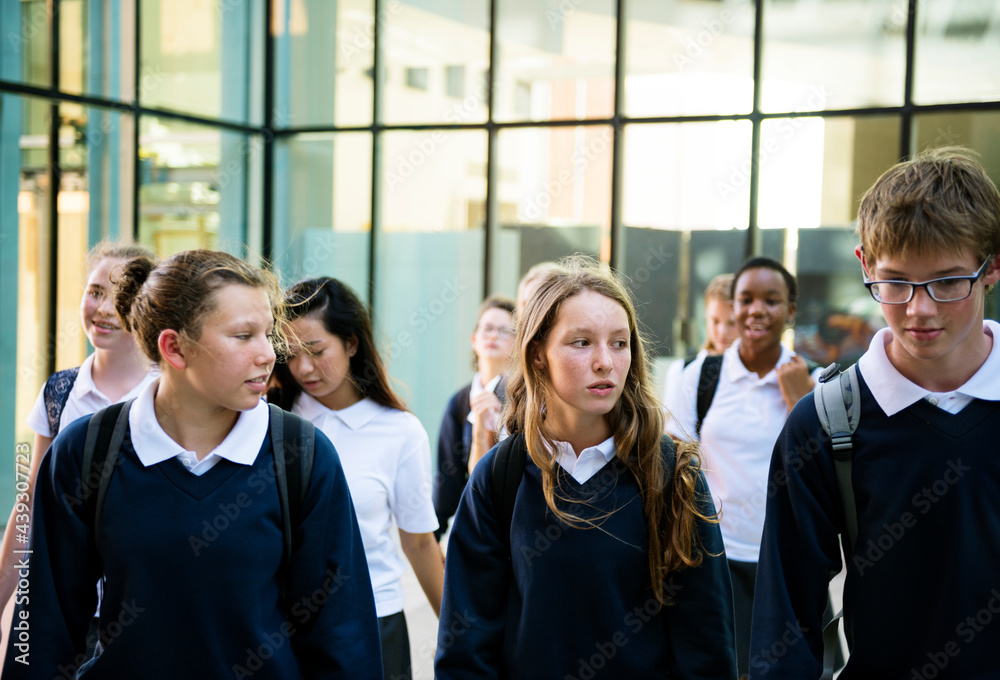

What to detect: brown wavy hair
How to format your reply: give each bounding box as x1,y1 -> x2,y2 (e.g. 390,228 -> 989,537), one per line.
502,255 -> 715,605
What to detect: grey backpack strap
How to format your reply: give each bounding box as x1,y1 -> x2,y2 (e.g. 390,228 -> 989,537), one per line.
814,363 -> 861,680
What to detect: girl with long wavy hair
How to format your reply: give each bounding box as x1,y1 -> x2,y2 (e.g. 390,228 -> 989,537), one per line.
435,257 -> 737,679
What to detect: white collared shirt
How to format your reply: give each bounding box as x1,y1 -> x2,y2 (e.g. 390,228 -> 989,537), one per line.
27,354 -> 159,437
857,319 -> 1000,416
665,339 -> 823,562
293,393 -> 438,617
467,372 -> 502,425
128,379 -> 268,476
552,436 -> 617,484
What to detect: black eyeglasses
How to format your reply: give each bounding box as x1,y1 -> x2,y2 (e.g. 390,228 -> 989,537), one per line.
864,259 -> 992,304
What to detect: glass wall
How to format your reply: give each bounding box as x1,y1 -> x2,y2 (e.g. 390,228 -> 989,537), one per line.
3,0 -> 1000,527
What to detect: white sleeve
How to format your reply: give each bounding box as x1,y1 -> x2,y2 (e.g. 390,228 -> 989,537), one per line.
390,417 -> 439,534
26,383 -> 52,437
664,355 -> 705,443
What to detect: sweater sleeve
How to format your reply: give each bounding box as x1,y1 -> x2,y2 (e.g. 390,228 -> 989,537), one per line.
2,418 -> 103,678
665,467 -> 739,680
434,388 -> 470,540
748,394 -> 843,679
286,430 -> 382,679
434,444 -> 508,680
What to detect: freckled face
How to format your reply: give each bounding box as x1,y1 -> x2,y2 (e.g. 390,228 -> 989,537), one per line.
534,289 -> 632,430
81,257 -> 132,351
183,284 -> 276,412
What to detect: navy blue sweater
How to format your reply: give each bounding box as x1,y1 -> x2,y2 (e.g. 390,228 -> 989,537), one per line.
750,374 -> 1000,679
435,437 -> 737,679
434,384 -> 474,540
3,414 -> 381,679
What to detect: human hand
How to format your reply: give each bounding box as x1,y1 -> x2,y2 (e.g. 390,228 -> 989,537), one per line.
775,355 -> 815,412
470,392 -> 502,434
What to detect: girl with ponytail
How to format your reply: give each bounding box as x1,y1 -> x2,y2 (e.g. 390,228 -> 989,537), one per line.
3,250 -> 380,679
435,256 -> 737,680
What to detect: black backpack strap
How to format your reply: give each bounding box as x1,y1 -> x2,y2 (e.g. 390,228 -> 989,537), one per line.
43,367 -> 81,437
490,434 -> 526,559
268,404 -> 315,591
695,354 -> 723,438
83,400 -> 133,543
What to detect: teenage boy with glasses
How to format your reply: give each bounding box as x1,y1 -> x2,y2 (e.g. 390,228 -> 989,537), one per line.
749,147 -> 1000,679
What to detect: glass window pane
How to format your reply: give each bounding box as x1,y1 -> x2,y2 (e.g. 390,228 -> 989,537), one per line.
621,120 -> 751,361
381,130 -> 487,232
140,0 -> 262,125
376,130 -> 487,449
625,0 -> 755,117
3,0 -> 49,87
624,121 -> 752,230
494,0 -> 616,123
272,132 -> 372,297
382,1 -> 490,125
273,0 -> 373,129
138,117 -> 253,255
758,116 -> 900,230
761,0 -> 906,112
6,94 -> 52,450
915,2 -> 1000,105
491,125 -> 613,296
61,0 -> 136,101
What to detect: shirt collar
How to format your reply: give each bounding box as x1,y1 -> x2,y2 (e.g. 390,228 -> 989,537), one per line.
859,320 -> 1000,416
552,436 -> 617,464
129,379 -> 268,467
469,372 -> 502,400
725,338 -> 795,384
72,354 -> 159,402
294,392 -> 384,431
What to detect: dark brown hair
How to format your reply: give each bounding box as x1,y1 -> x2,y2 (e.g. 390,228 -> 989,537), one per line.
268,277 -> 408,413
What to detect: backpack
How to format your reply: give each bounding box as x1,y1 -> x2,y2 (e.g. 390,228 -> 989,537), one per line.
812,362 -> 861,680
693,353 -> 823,437
81,401 -> 315,594
488,432 -> 679,557
43,367 -> 81,437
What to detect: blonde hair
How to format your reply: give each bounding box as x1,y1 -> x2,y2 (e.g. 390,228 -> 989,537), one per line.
702,273 -> 734,353
113,249 -> 287,364
503,256 -> 714,605
858,146 -> 1000,265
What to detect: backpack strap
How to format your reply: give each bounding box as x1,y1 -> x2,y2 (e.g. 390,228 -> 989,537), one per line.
813,362 -> 861,680
44,367 -> 81,437
83,400 -> 133,543
268,404 -> 315,591
490,433 -> 527,559
695,354 -> 723,438
813,362 -> 861,555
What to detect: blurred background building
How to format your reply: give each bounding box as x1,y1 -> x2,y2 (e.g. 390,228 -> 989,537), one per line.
2,0 -> 1000,493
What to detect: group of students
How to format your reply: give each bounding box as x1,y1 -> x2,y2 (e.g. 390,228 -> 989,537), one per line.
3,145 -> 1000,679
